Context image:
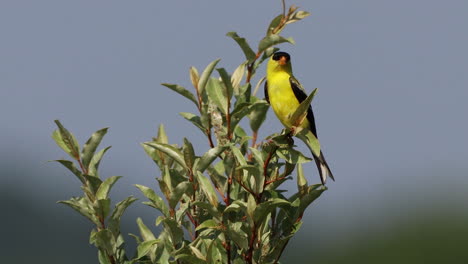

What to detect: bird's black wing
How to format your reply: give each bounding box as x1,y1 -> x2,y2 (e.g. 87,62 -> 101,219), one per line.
289,77 -> 317,137
264,81 -> 270,104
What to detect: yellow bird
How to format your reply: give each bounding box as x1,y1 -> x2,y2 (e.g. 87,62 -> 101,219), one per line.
265,51 -> 334,184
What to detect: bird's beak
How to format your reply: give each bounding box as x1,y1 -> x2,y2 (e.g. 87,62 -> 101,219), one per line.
278,56 -> 287,66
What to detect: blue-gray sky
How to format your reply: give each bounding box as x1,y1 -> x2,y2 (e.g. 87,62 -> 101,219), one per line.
2,1 -> 468,263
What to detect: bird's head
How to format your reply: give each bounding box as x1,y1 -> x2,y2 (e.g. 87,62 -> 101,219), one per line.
267,51 -> 292,74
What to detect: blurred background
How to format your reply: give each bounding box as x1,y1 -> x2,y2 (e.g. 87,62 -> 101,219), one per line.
1,0 -> 467,263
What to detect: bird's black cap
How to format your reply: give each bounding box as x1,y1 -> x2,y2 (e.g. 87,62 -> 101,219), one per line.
272,51 -> 291,62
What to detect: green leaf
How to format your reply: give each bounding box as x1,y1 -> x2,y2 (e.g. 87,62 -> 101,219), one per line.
230,102 -> 253,129
206,77 -> 228,114
108,196 -> 137,236
196,219 -> 218,231
189,66 -> 200,90
287,10 -> 311,24
267,14 -> 283,35
249,100 -> 269,132
190,245 -> 207,261
297,130 -> 321,158
95,229 -> 115,254
161,218 -> 184,245
136,239 -> 159,259
296,163 -> 308,193
231,62 -> 246,95
156,124 -> 169,144
196,171 -> 219,207
196,145 -> 228,173
98,250 -> 112,264
94,198 -> 111,220
230,145 -> 247,166
290,87 -> 318,130
258,35 -> 295,54
81,127 -> 108,170
168,181 -> 192,209
226,222 -> 248,249
254,198 -> 290,224
143,142 -> 187,170
252,76 -> 266,96
198,58 -> 221,96
179,112 -> 206,135
83,174 -> 103,195
193,201 -> 221,219
297,185 -> 326,215
246,194 -> 256,219
110,196 -> 137,222
136,217 -> 156,241
51,159 -> 84,183
88,146 -> 112,177
217,68 -> 234,101
96,176 -> 122,200
183,138 -> 196,170
58,197 -> 99,225
224,200 -> 247,214
135,184 -> 169,217
52,120 -> 80,160
161,83 -> 198,106
226,32 -> 256,62
276,147 -> 312,164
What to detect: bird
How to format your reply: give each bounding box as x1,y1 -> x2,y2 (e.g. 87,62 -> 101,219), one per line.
264,51 -> 334,184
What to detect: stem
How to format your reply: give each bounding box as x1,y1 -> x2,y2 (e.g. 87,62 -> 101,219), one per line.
246,222 -> 258,264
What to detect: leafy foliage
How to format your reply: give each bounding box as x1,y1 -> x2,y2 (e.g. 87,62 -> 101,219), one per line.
52,2 -> 328,264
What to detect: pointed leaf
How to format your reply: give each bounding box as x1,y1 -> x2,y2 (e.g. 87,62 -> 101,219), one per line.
52,159 -> 84,183
231,62 -> 246,95
252,76 -> 266,96
196,219 -> 218,231
53,120 -> 80,160
226,32 -> 256,62
254,198 -> 290,224
168,181 -> 192,209
196,171 -> 219,207
206,77 -> 228,114
183,138 -> 196,170
135,184 -> 169,217
267,14 -> 283,35
96,176 -> 122,200
258,35 -> 295,54
249,100 -> 269,132
136,239 -> 160,259
162,83 -> 198,105
136,217 -> 156,241
81,127 -> 108,169
94,198 -> 111,220
198,58 -> 221,95
190,66 -> 200,90
297,131 -> 321,158
179,112 -> 206,135
290,88 -> 318,128
196,145 -> 228,173
143,142 -> 187,170
108,196 -> 137,236
297,163 -> 308,192
88,146 -> 112,177
190,245 -> 207,261
276,147 -> 312,164
217,68 -> 234,100
58,197 -> 99,225
95,229 -> 115,254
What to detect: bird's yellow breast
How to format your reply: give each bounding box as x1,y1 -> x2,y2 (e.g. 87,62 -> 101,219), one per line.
267,72 -> 307,129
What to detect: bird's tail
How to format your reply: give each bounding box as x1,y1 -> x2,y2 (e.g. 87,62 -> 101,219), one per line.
313,151 -> 334,185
